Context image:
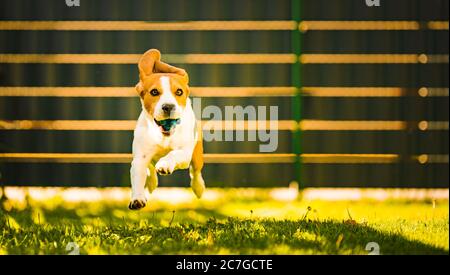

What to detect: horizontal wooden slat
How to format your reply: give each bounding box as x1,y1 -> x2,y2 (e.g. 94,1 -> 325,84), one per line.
2,54 -> 447,64
0,153 -> 447,164
0,120 -> 136,130
299,21 -> 449,31
0,86 -> 296,98
304,87 -> 450,97
427,21 -> 450,30
0,54 -> 296,64
191,87 -> 296,97
0,87 -> 137,97
0,120 -> 292,131
414,154 -> 450,164
0,120 -> 297,131
202,120 -> 297,131
299,120 -> 409,131
302,87 -> 449,97
0,153 -> 131,163
1,120 -> 448,131
0,20 -> 447,31
1,87 -> 448,97
0,20 -> 297,31
301,153 -> 399,163
303,87 -> 405,97
205,153 -> 296,163
300,54 -> 449,64
417,88 -> 450,97
418,121 -> 449,131
0,153 -> 296,164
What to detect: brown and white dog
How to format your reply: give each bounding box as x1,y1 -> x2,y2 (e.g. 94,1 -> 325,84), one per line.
129,49 -> 205,210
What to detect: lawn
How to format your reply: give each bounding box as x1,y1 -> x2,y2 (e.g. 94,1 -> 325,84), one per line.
0,188 -> 448,255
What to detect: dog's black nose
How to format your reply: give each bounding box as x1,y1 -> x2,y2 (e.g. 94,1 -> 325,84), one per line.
162,103 -> 175,114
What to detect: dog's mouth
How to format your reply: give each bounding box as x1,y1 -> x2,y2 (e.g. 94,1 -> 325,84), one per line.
154,118 -> 180,136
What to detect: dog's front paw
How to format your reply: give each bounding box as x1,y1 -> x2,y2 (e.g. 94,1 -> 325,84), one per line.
128,198 -> 147,210
155,158 -> 176,175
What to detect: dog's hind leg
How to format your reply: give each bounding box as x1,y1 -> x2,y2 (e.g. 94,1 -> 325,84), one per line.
190,129 -> 205,198
146,164 -> 158,194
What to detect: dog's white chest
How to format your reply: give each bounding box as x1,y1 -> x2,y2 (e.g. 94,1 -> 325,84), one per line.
134,100 -> 197,163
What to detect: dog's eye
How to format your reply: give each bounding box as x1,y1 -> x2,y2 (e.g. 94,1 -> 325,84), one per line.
150,89 -> 159,96
175,89 -> 183,96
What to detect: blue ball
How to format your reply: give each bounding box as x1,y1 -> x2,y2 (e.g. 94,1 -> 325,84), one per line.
158,118 -> 180,131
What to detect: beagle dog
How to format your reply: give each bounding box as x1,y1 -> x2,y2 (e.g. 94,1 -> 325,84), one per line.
129,49 -> 205,210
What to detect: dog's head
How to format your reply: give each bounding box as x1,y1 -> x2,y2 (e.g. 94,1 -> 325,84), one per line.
136,49 -> 190,135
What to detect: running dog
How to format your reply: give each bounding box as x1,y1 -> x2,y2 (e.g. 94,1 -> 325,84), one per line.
129,49 -> 205,210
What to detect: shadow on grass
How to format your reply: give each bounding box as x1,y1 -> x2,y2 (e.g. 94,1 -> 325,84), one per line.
1,201 -> 448,255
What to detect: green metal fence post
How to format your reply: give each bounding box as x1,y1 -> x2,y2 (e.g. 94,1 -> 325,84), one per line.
291,0 -> 302,188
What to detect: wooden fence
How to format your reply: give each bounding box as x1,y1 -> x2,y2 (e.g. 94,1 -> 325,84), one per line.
0,0 -> 448,188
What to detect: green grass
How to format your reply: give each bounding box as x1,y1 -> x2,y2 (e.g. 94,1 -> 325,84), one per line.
0,189 -> 448,255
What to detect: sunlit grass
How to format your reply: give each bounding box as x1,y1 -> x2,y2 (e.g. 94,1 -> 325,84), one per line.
0,188 -> 448,255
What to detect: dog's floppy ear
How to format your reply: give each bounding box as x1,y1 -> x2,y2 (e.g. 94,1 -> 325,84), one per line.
138,49 -> 161,81
138,49 -> 189,84
154,60 -> 189,84
137,49 -> 189,98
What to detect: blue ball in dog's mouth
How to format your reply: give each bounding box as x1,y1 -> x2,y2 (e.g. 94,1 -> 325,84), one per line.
154,118 -> 181,133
